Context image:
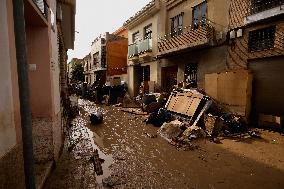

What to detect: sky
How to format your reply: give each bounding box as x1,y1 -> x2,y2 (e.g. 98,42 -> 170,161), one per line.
67,0 -> 151,62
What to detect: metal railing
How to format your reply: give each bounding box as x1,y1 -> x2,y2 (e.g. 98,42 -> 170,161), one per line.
138,38 -> 152,54
157,21 -> 215,54
33,0 -> 49,19
128,43 -> 138,58
250,0 -> 284,15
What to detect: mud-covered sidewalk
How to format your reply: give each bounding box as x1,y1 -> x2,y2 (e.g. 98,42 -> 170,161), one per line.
44,99 -> 284,189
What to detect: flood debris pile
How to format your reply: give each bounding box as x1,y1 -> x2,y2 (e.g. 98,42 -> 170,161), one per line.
139,88 -> 262,149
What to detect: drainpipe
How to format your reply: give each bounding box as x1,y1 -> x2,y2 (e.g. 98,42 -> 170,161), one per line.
12,0 -> 36,188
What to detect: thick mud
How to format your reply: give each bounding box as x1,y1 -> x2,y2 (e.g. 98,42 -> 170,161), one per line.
44,99 -> 284,189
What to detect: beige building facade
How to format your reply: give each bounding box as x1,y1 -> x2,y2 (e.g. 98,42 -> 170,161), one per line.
125,0 -> 161,96
157,0 -> 230,91
125,0 -> 230,96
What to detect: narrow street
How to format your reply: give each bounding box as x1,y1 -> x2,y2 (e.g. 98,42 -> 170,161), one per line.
44,98 -> 284,189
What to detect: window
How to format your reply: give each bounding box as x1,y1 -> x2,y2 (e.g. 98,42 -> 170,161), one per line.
143,65 -> 150,81
171,13 -> 183,37
144,25 -> 152,39
184,64 -> 197,87
251,0 -> 284,14
132,31 -> 140,43
249,26 -> 276,52
193,1 -> 207,29
144,24 -> 152,39
93,52 -> 99,66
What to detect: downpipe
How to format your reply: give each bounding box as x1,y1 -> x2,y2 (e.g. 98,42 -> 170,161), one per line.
12,0 -> 36,188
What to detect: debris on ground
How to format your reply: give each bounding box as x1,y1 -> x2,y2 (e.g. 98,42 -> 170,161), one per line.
89,108 -> 103,125
120,108 -> 148,115
145,108 -> 173,127
157,120 -> 184,142
204,113 -> 223,137
102,175 -> 125,187
144,132 -> 158,138
90,149 -> 104,176
143,93 -> 168,113
122,93 -> 142,108
182,125 -> 207,140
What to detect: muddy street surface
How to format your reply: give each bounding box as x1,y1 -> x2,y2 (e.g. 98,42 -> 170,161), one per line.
44,99 -> 284,189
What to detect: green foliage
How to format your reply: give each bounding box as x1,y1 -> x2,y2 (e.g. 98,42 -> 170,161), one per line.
71,63 -> 84,82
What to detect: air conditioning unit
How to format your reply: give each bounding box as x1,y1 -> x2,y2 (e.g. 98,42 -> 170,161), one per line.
56,4 -> 62,21
237,29 -> 243,38
230,30 -> 236,39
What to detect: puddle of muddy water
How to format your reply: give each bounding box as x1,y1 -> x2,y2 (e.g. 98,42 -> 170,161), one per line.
69,99 -> 114,186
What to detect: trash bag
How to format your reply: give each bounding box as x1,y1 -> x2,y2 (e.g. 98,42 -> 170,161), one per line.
146,108 -> 172,127
221,113 -> 247,134
90,111 -> 103,125
142,94 -> 157,105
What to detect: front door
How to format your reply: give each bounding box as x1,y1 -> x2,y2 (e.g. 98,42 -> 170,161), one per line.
162,66 -> 178,92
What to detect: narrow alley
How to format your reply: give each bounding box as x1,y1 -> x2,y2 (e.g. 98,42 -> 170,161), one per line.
44,98 -> 284,189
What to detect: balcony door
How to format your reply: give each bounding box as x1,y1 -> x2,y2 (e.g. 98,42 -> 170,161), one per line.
193,1 -> 207,29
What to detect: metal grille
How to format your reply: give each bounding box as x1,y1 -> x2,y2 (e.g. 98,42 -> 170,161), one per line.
249,26 -> 276,52
251,0 -> 284,14
184,64 -> 197,84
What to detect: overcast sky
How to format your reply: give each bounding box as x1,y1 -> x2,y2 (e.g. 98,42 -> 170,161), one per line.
67,0 -> 151,61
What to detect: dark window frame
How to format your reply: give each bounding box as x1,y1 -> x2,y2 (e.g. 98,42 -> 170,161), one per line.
251,0 -> 284,15
144,24 -> 152,39
192,1 -> 207,29
248,26 -> 276,52
132,31 -> 140,44
170,12 -> 184,37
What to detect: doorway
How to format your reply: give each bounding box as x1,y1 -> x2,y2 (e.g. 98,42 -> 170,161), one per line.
161,66 -> 178,92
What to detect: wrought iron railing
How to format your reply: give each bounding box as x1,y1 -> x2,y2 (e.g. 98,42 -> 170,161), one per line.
128,43 -> 139,58
33,0 -> 49,19
138,38 -> 152,54
158,22 -> 214,54
250,0 -> 284,15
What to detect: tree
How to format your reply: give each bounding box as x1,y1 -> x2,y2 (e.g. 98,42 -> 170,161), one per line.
71,63 -> 84,82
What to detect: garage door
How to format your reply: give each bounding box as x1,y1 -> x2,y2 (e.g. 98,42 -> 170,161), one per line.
248,56 -> 284,115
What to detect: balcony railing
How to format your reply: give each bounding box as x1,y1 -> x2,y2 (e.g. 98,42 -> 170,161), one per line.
158,23 -> 214,57
128,43 -> 138,58
33,0 -> 49,19
250,0 -> 284,15
138,38 -> 153,54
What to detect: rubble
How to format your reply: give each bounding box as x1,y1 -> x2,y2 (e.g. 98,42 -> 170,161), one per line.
102,175 -> 125,187
122,93 -> 142,108
90,149 -> 104,176
157,120 -> 184,142
142,93 -> 168,113
182,125 -> 206,140
145,108 -> 173,127
120,108 -> 148,115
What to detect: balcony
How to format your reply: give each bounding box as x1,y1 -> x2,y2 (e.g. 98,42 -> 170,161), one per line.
128,43 -> 139,63
138,38 -> 153,61
245,0 -> 284,25
157,24 -> 215,57
250,0 -> 284,15
33,0 -> 49,19
25,0 -> 49,26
